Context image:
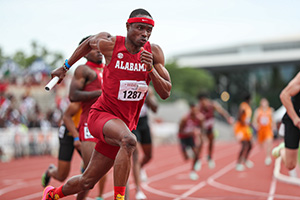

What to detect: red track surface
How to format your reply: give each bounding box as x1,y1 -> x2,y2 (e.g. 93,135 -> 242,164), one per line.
0,140 -> 299,200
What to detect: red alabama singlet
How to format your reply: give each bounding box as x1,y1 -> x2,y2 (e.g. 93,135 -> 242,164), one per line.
78,61 -> 103,142
91,36 -> 152,131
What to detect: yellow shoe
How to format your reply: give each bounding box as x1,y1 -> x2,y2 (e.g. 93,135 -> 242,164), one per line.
272,142 -> 285,158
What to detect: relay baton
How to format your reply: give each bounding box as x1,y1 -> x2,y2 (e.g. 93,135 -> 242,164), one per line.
45,76 -> 59,91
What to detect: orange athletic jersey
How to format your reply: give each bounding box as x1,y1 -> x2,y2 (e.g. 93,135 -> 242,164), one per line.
240,102 -> 252,125
72,108 -> 82,128
256,107 -> 273,143
234,122 -> 252,141
234,102 -> 252,141
65,108 -> 82,137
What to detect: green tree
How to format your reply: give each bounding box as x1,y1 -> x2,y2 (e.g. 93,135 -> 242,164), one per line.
13,51 -> 37,69
10,41 -> 64,69
166,61 -> 215,102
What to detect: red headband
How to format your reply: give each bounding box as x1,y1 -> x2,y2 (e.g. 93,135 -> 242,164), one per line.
127,17 -> 155,27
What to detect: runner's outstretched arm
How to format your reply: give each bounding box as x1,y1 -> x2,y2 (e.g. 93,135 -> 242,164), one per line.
51,32 -> 113,83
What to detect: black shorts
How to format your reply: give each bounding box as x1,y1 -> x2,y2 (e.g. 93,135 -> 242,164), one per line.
132,116 -> 152,145
58,124 -> 77,161
180,137 -> 195,150
282,114 -> 300,149
204,127 -> 214,135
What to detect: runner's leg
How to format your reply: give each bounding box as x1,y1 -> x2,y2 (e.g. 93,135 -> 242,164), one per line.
62,149 -> 114,196
281,148 -> 298,170
102,118 -> 137,198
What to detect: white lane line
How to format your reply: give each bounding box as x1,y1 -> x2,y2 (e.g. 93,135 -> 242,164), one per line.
173,181 -> 207,200
209,175 -> 299,199
207,147 -> 300,200
2,179 -> 24,185
1,143 -> 237,200
15,193 -> 80,200
0,180 -> 37,196
15,192 -> 44,200
171,185 -> 198,190
267,176 -> 277,200
96,142 -> 238,200
141,144 -> 238,200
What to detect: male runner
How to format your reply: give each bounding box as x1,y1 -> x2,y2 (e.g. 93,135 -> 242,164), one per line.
41,102 -> 81,187
132,86 -> 158,199
253,98 -> 275,166
197,92 -> 234,169
234,94 -> 254,171
272,72 -> 300,170
178,103 -> 203,180
68,36 -> 106,200
42,8 -> 171,200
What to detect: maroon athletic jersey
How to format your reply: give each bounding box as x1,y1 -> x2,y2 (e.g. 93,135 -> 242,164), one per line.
178,113 -> 202,139
199,104 -> 215,130
78,61 -> 103,131
91,36 -> 152,131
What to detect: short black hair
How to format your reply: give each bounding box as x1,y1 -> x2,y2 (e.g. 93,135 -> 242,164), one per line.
129,8 -> 152,19
189,102 -> 196,108
243,93 -> 251,101
79,35 -> 91,46
197,91 -> 210,100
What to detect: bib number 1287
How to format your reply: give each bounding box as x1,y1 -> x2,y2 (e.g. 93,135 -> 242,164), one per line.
118,80 -> 148,101
122,90 -> 142,100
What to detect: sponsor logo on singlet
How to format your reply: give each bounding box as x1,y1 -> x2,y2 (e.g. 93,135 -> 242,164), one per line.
117,53 -> 123,59
114,60 -> 146,72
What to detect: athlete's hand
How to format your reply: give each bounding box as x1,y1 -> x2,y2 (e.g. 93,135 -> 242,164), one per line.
293,117 -> 300,129
51,66 -> 67,84
227,116 -> 235,125
74,140 -> 81,152
140,47 -> 153,71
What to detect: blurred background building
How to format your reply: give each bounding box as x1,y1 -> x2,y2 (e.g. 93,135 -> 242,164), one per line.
175,36 -> 300,114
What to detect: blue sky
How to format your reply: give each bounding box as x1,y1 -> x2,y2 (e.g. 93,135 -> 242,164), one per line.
1,0 -> 300,64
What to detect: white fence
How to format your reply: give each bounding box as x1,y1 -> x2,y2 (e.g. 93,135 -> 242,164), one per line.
0,126 -> 59,162
0,120 -> 233,162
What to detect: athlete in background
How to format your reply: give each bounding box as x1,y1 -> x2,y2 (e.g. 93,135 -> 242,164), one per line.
41,102 -> 82,187
234,94 -> 254,171
253,98 -> 275,166
178,103 -> 203,180
132,86 -> 158,199
68,36 -> 106,200
197,92 -> 234,169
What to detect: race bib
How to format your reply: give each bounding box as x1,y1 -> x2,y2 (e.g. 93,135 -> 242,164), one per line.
84,123 -> 94,139
118,80 -> 148,101
259,116 -> 269,125
58,125 -> 66,139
